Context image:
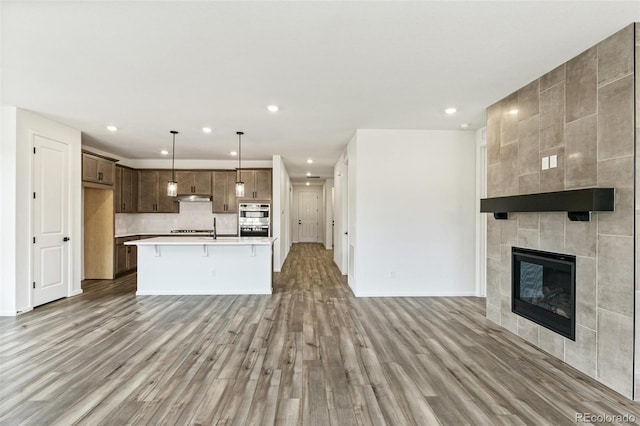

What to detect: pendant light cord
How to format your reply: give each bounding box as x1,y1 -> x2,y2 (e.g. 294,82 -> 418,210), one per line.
170,130 -> 178,181
237,131 -> 244,181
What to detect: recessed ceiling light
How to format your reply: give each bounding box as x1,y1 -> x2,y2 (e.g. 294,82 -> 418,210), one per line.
444,107 -> 457,115
509,109 -> 519,115
460,123 -> 470,129
230,151 -> 237,156
306,172 -> 311,176
106,125 -> 118,132
160,150 -> 169,155
202,127 -> 212,133
267,105 -> 279,113
306,182 -> 310,186
307,159 -> 313,164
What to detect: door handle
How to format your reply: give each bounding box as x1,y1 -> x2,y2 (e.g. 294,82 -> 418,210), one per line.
63,237 -> 70,242
298,220 -> 302,225
344,232 -> 348,235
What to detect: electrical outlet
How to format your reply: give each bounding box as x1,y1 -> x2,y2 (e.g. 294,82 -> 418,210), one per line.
389,271 -> 396,279
210,269 -> 215,276
549,154 -> 557,168
541,156 -> 549,170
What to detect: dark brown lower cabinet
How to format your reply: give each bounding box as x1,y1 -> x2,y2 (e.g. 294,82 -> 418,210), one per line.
115,236 -> 139,276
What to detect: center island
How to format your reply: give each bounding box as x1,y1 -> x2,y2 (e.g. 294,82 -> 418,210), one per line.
125,236 -> 277,295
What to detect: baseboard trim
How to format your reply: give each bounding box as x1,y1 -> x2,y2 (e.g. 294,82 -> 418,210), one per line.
354,291 -> 478,298
11,306 -> 34,316
136,290 -> 271,296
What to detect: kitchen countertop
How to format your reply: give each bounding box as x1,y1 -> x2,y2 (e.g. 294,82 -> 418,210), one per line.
115,232 -> 237,238
124,236 -> 277,246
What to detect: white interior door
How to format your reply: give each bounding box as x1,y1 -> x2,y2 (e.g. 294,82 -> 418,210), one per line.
33,134 -> 70,306
298,192 -> 318,242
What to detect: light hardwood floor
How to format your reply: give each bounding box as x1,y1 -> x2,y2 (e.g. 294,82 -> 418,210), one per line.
1,243 -> 640,425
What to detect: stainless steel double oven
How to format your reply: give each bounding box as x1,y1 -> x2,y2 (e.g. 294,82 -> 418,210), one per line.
238,203 -> 270,237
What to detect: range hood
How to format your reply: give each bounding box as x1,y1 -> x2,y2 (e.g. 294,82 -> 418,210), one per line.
176,194 -> 212,202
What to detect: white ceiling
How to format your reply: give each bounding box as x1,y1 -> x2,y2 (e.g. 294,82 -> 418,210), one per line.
2,1 -> 639,180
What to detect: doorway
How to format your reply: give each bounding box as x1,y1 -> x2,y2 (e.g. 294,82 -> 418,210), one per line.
83,188 -> 114,279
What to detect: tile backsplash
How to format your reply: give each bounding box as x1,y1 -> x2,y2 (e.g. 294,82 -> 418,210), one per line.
115,202 -> 237,235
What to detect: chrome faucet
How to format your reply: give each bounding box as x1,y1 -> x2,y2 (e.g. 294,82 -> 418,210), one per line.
212,217 -> 217,240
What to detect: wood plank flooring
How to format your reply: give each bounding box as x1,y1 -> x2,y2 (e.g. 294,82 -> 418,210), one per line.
2,243 -> 640,425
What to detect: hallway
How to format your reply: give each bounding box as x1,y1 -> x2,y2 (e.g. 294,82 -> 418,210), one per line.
1,243 -> 639,425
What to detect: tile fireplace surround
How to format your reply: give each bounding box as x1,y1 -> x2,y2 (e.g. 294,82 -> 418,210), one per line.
485,23 -> 638,399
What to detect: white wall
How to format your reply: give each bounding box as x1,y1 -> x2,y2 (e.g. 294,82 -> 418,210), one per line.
82,145 -> 272,171
347,136 -> 357,291
348,129 -> 476,297
1,107 -> 18,315
475,127 -> 487,297
1,108 -> 82,315
0,8 -> 12,314
272,155 -> 291,272
127,158 -> 272,170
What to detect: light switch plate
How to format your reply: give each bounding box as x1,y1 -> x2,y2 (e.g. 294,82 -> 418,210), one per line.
542,156 -> 549,170
549,154 -> 557,168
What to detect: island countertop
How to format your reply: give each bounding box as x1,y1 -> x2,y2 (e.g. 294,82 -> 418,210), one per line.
125,236 -> 277,246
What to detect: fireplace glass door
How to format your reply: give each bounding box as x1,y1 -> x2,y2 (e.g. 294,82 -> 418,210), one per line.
512,247 -> 576,340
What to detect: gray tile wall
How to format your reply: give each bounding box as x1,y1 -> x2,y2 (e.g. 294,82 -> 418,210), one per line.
486,24 -> 636,399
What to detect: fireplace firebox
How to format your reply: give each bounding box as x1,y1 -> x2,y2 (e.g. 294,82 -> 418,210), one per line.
511,247 -> 576,340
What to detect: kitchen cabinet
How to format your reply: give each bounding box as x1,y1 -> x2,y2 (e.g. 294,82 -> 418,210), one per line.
238,169 -> 272,200
137,170 -> 157,212
212,171 -> 238,213
175,171 -> 211,195
136,170 -> 180,213
254,170 -> 272,200
115,165 -> 137,213
114,167 -> 121,211
115,236 -> 139,275
82,152 -> 116,186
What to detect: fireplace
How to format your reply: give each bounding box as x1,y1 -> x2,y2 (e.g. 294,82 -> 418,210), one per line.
511,247 -> 576,340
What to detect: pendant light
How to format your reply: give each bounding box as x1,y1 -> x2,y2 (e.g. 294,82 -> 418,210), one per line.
167,130 -> 178,197
235,131 -> 245,197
